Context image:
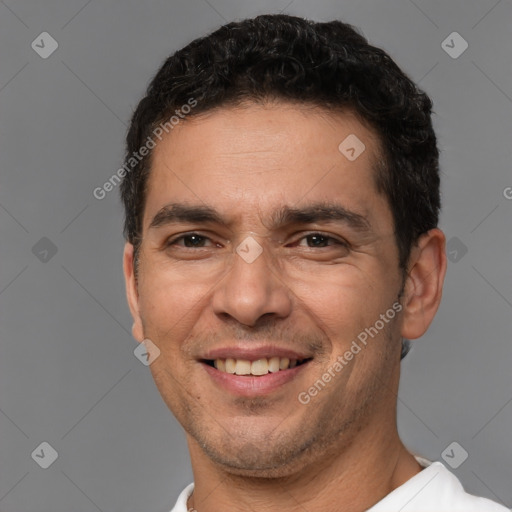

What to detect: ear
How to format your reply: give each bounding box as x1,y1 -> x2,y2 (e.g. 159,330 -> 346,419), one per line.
401,228 -> 447,340
123,242 -> 144,342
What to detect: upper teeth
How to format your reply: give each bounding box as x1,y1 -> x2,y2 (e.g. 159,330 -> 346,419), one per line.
214,357 -> 299,376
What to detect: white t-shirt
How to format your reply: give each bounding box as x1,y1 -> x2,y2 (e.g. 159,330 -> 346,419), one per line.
170,457 -> 509,512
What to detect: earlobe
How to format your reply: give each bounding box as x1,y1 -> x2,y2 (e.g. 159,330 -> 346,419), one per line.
123,243 -> 144,342
401,229 -> 447,340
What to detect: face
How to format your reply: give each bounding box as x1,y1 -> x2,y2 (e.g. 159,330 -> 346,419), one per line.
124,102 -> 409,477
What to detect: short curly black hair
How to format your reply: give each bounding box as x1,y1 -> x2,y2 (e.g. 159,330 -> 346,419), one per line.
120,14 -> 440,271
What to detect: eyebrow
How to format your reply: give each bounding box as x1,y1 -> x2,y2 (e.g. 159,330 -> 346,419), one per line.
149,204 -> 224,229
271,203 -> 371,231
148,201 -> 372,232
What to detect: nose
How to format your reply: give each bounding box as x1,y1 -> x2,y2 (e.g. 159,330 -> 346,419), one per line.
211,242 -> 293,327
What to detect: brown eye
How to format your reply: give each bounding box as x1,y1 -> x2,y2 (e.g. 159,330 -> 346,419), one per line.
167,233 -> 212,248
305,234 -> 330,247
296,233 -> 347,248
182,234 -> 207,247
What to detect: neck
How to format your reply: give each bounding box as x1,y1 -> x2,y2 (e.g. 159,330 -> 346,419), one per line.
186,423 -> 422,512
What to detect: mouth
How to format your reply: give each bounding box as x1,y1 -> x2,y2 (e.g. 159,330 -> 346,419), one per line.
198,345 -> 314,396
200,353 -> 313,396
202,357 -> 312,376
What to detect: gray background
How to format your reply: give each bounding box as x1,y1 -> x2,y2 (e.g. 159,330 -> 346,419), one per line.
0,0 -> 511,511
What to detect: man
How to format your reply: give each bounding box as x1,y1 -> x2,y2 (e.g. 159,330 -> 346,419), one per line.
120,14 -> 508,512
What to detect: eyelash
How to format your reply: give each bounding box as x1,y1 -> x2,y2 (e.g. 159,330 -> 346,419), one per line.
165,232 -> 348,249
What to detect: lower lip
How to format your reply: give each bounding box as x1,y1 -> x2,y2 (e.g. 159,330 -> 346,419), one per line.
201,362 -> 310,396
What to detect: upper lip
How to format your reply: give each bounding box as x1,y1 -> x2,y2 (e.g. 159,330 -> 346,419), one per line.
199,344 -> 313,361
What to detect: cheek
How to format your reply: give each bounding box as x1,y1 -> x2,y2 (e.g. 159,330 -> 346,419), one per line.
136,266 -> 214,349
291,263 -> 399,350
291,267 -> 375,331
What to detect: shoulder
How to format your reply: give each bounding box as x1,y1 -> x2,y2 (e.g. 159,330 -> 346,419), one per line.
370,461 -> 510,511
169,483 -> 194,512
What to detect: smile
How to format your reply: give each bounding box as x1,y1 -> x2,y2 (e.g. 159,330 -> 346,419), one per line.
204,357 -> 311,376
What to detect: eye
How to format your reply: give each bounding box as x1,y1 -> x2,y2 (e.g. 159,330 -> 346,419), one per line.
166,233 -> 214,248
295,233 -> 348,249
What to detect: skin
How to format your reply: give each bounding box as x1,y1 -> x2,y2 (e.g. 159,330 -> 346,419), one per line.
123,102 -> 447,512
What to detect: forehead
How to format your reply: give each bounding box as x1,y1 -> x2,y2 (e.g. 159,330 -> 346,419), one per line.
144,102 -> 391,231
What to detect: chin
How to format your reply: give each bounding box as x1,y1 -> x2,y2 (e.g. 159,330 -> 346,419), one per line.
198,434 -> 321,479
